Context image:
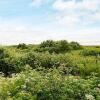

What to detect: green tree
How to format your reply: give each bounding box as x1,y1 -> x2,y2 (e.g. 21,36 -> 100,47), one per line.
0,48 -> 23,76
17,43 -> 27,49
57,40 -> 71,53
40,40 -> 55,48
70,41 -> 82,50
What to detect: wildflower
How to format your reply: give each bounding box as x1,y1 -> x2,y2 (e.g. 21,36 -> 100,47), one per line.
98,84 -> 100,88
85,94 -> 95,100
21,85 -> 26,89
95,87 -> 100,92
73,78 -> 78,82
25,78 -> 30,83
7,91 -> 11,96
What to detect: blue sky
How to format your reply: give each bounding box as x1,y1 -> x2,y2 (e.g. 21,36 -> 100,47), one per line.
0,0 -> 100,45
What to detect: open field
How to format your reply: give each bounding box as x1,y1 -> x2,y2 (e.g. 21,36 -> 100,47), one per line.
0,40 -> 100,100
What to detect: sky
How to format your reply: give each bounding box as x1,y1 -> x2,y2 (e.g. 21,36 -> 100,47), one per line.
0,0 -> 100,45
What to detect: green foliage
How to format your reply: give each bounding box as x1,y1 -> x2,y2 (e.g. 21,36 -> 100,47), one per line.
57,40 -> 71,53
0,68 -> 100,100
24,52 -> 74,70
81,49 -> 100,56
70,41 -> 82,50
0,48 -> 25,76
40,40 -> 55,48
0,48 -> 9,59
36,40 -> 82,53
0,41 -> 100,99
36,40 -> 59,53
17,43 -> 28,49
0,48 -> 13,76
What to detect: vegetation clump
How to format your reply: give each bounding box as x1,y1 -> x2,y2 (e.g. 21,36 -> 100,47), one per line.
0,40 -> 100,99
17,43 -> 28,49
36,40 -> 82,53
81,49 -> 100,56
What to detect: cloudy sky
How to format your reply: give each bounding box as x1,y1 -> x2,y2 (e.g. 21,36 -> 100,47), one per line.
0,0 -> 100,45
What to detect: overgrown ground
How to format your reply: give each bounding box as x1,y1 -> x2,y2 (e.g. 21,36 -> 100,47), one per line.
0,40 -> 100,100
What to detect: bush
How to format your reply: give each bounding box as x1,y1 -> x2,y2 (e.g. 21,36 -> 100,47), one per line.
17,43 -> 28,49
24,52 -> 79,75
0,48 -> 9,59
0,48 -> 13,76
0,69 -> 100,100
57,40 -> 71,53
70,41 -> 82,50
36,40 -> 82,53
0,48 -> 26,76
81,49 -> 100,56
37,40 -> 60,53
40,40 -> 55,48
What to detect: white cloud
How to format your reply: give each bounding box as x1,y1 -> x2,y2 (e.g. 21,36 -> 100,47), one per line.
51,0 -> 100,27
0,18 -> 27,32
0,0 -> 100,45
56,13 -> 80,27
53,0 -> 100,11
0,18 -> 54,45
52,0 -> 76,10
30,0 -> 100,27
0,18 -> 99,45
31,0 -> 47,7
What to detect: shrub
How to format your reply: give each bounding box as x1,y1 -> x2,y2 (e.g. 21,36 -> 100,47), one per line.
57,40 -> 71,53
0,69 -> 100,100
37,40 -> 60,53
70,41 -> 83,50
24,52 -> 78,75
0,48 -> 26,76
36,40 -> 82,53
40,40 -> 55,48
17,43 -> 28,49
81,49 -> 100,56
0,48 -> 9,59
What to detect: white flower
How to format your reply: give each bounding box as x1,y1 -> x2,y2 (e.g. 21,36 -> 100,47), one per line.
7,91 -> 11,96
21,85 -> 26,89
98,84 -> 100,88
85,94 -> 95,100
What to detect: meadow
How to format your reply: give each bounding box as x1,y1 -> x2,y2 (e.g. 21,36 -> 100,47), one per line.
0,40 -> 100,100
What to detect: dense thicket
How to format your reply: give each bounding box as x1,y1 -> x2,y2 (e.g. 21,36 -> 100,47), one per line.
0,48 -> 25,76
81,49 -> 100,56
17,43 -> 28,49
35,40 -> 82,53
0,41 -> 99,77
0,68 -> 100,100
0,41 -> 100,99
